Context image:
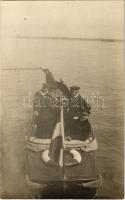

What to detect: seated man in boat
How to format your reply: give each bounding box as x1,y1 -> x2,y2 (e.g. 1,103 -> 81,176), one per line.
67,86 -> 92,141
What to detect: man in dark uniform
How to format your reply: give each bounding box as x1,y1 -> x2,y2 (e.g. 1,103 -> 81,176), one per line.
33,83 -> 60,139
67,86 -> 92,141
33,83 -> 49,138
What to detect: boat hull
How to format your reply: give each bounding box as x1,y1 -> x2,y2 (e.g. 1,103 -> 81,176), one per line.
26,137 -> 98,184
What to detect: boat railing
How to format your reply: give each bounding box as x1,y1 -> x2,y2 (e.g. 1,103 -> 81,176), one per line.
25,136 -> 98,152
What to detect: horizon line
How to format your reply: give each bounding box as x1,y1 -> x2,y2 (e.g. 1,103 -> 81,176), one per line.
16,35 -> 123,42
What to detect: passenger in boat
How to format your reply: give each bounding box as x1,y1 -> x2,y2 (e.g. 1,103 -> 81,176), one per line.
42,68 -> 70,128
67,86 -> 92,141
33,83 -> 48,138
33,83 -> 48,116
33,83 -> 60,139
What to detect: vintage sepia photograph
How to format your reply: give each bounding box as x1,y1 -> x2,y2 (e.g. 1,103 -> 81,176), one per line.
0,0 -> 124,199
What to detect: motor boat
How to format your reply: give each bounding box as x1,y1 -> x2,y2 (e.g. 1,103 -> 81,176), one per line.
25,106 -> 101,198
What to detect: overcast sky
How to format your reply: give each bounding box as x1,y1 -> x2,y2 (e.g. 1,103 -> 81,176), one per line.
1,1 -> 124,39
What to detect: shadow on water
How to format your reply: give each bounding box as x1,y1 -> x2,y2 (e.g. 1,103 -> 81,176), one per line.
35,185 -> 96,199
30,184 -> 114,199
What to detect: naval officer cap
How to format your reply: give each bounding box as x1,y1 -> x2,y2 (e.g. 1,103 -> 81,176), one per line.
70,86 -> 80,90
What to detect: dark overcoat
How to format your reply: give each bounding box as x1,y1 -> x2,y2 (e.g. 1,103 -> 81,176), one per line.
66,95 -> 92,140
33,91 -> 60,139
